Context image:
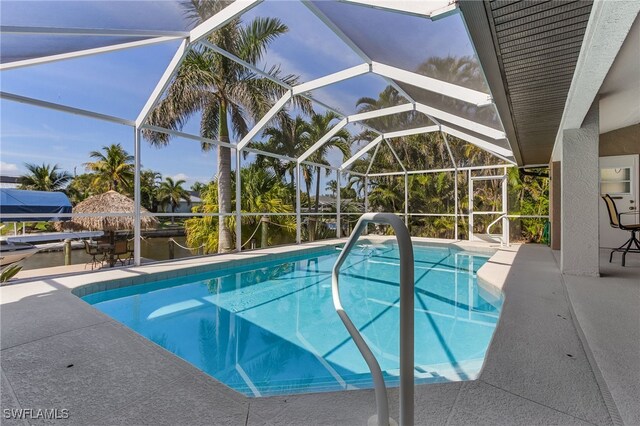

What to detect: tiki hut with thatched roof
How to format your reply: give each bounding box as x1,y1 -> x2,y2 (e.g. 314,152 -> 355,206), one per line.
59,191 -> 158,235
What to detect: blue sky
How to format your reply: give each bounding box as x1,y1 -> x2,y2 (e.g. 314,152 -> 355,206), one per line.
0,0 -> 476,191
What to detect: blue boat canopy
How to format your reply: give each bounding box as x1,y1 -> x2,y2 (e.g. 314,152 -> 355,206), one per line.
0,189 -> 72,222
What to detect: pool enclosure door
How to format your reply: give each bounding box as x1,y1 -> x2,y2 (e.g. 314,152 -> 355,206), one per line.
599,154 -> 639,248
468,168 -> 508,245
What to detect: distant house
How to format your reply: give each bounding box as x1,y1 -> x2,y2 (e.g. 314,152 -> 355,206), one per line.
171,191 -> 202,214
302,196 -> 363,213
0,176 -> 20,189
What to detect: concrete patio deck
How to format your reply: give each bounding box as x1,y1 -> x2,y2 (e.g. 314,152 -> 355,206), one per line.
562,249 -> 640,426
0,240 -> 632,425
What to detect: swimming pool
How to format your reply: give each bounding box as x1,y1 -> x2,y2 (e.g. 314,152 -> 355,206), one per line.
83,242 -> 502,397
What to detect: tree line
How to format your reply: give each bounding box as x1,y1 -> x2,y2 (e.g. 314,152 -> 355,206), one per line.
16,143 -> 193,220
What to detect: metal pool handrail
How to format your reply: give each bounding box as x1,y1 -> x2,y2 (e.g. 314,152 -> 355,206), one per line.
331,213 -> 415,426
486,213 -> 508,247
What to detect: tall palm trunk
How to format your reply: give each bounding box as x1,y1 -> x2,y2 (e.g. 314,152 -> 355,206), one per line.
312,167 -> 322,239
218,103 -> 233,252
261,215 -> 269,248
304,173 -> 314,241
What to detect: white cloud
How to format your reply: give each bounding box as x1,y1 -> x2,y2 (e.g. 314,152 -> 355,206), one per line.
171,173 -> 189,182
0,161 -> 20,176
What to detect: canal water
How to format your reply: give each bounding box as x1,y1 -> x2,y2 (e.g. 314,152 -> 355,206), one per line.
20,237 -> 195,270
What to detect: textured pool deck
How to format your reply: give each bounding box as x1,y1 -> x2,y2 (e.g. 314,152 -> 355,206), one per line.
0,239 -> 629,425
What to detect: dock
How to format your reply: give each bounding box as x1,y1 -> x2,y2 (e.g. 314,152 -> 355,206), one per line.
6,231 -> 104,243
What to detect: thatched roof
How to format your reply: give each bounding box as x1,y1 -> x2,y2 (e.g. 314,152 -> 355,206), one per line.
59,191 -> 158,231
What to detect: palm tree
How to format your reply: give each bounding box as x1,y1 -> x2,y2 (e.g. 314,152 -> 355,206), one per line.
305,112 -> 350,209
190,181 -> 207,195
255,114 -> 310,183
300,112 -> 350,240
65,173 -> 95,204
185,165 -> 294,252
417,55 -> 487,92
240,165 -> 293,247
144,1 -> 308,252
18,163 -> 71,191
157,177 -> 191,224
140,169 -> 162,212
84,143 -> 134,193
326,179 -> 337,197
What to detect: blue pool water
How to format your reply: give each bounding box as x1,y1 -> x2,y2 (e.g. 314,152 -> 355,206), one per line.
83,243 -> 502,397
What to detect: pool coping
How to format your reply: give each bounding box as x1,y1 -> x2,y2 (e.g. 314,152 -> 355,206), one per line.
0,240 -> 615,425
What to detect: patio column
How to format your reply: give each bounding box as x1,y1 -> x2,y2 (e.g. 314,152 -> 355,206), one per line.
561,99 -> 600,276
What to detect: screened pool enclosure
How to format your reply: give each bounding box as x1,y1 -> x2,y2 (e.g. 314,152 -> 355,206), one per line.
0,0 -> 549,266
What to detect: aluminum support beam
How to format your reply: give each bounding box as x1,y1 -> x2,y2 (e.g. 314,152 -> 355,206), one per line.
337,0 -> 457,19
237,91 -> 292,150
292,64 -> 369,95
366,143 -> 382,174
404,173 -> 409,227
367,163 -> 514,177
348,103 -> 414,122
303,160 -> 340,172
0,26 -> 189,37
383,125 -> 439,139
502,166 -> 509,247
141,125 -> 235,149
199,40 -> 292,89
341,135 -> 383,170
0,36 -> 183,71
364,177 -> 369,212
0,91 -> 134,126
244,147 -> 295,162
468,170 -> 473,241
372,62 -> 493,107
441,132 -> 459,240
136,39 -> 189,127
440,125 -> 514,161
236,150 -> 242,251
414,103 -> 505,140
190,0 -> 263,43
385,139 -> 406,172
133,128 -> 142,266
296,164 -> 302,244
336,172 -> 341,238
